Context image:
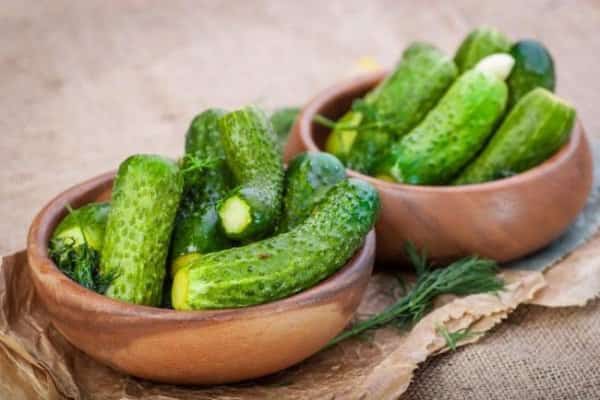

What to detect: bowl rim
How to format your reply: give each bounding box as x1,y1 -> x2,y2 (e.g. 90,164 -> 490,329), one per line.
27,171 -> 376,323
296,70 -> 585,193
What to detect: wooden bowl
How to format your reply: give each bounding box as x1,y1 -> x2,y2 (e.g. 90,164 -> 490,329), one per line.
285,71 -> 593,263
26,172 -> 375,384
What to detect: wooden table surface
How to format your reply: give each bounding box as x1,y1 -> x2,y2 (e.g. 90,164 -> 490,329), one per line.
1,1 -> 600,399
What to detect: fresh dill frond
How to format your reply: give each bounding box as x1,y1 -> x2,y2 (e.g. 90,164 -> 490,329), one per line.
326,245 -> 504,347
180,153 -> 220,175
436,325 -> 480,351
313,98 -> 406,133
49,237 -> 102,291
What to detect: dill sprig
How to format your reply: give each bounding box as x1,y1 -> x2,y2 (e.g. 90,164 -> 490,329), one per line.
436,325 -> 480,351
313,99 -> 404,133
180,153 -> 220,175
327,243 -> 504,347
48,206 -> 116,294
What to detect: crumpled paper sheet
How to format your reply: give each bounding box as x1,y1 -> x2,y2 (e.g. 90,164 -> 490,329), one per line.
2,234 -> 600,400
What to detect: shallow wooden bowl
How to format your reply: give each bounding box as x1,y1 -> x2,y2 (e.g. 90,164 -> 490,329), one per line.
285,71 -> 593,263
27,172 -> 375,384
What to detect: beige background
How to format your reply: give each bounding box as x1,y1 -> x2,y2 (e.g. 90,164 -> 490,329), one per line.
2,1 -> 600,398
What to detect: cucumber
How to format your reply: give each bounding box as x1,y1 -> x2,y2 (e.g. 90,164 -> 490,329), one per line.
217,106 -> 285,241
270,107 -> 300,149
375,64 -> 508,185
52,202 -> 110,250
454,88 -> 575,184
278,152 -> 346,233
454,26 -> 512,72
101,154 -> 183,306
507,40 -> 556,108
170,109 -> 233,274
172,178 -> 379,310
326,43 -> 458,174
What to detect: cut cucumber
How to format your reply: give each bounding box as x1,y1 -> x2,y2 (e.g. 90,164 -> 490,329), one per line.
218,106 -> 285,241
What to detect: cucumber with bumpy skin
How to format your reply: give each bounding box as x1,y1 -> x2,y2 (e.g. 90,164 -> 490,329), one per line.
278,152 -> 346,233
454,26 -> 512,72
454,88 -> 575,184
326,43 -> 458,173
52,202 -> 110,251
101,154 -> 183,306
170,109 -> 233,275
507,40 -> 556,108
376,59 -> 509,185
217,106 -> 285,241
172,178 -> 380,310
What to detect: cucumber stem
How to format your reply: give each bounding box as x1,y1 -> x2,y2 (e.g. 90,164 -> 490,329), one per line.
475,53 -> 515,81
219,195 -> 252,235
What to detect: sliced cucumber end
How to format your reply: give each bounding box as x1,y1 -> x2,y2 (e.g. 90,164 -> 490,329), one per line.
219,195 -> 252,235
325,129 -> 357,158
55,227 -> 86,246
475,53 -> 515,81
171,252 -> 202,278
172,267 -> 191,310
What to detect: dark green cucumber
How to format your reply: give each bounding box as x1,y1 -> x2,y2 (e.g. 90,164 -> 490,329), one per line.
326,42 -> 458,174
278,152 -> 346,233
376,67 -> 508,185
217,106 -> 284,241
170,109 -> 233,274
454,88 -> 575,184
270,107 -> 300,150
101,154 -> 183,306
506,40 -> 556,108
454,26 -> 512,72
52,202 -> 110,250
172,178 -> 379,310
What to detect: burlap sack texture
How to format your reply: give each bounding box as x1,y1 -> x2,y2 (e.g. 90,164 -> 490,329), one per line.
0,231 -> 599,400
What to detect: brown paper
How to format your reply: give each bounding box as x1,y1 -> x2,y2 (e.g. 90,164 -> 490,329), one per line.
1,239 -> 600,399
529,232 -> 600,307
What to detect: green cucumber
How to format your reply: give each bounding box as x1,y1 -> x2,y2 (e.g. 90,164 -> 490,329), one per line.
170,109 -> 233,274
507,40 -> 556,108
454,88 -> 575,184
376,63 -> 508,185
217,106 -> 285,241
172,178 -> 379,310
270,107 -> 300,149
278,152 -> 346,233
52,202 -> 110,250
101,154 -> 183,306
326,42 -> 458,174
454,26 -> 512,72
